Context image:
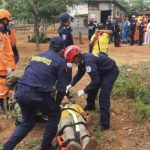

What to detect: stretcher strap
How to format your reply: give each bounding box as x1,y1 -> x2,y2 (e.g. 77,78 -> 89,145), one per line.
57,122 -> 87,136
81,134 -> 90,141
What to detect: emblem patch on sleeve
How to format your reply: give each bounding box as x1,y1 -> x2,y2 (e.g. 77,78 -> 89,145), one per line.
86,66 -> 92,73
62,34 -> 67,40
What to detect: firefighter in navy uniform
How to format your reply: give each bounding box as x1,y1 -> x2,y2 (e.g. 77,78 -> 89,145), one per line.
65,45 -> 119,131
58,12 -> 73,94
106,16 -> 113,31
3,37 -> 67,150
106,16 -> 113,43
88,18 -> 97,41
113,16 -> 121,47
130,15 -> 136,46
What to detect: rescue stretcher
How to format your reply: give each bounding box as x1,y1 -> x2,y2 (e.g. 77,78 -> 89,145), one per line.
56,106 -> 90,150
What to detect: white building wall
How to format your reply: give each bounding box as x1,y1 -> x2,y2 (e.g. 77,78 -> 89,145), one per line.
68,3 -> 126,28
68,4 -> 88,17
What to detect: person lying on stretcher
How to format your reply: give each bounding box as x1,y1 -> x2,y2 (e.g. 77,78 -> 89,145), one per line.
57,96 -> 98,150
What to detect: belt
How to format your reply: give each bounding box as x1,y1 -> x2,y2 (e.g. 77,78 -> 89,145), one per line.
0,75 -> 7,78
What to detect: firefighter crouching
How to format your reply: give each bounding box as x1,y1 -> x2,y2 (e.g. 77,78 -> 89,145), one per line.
3,37 -> 67,150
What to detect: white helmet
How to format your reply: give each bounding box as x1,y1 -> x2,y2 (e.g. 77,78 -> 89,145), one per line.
132,15 -> 136,18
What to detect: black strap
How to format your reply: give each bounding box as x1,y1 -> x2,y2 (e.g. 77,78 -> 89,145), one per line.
75,131 -> 80,143
57,121 -> 87,136
60,138 -> 77,147
81,134 -> 90,141
0,75 -> 6,78
98,38 -> 101,53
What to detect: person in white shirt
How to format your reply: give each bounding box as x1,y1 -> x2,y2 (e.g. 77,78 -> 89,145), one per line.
144,19 -> 150,44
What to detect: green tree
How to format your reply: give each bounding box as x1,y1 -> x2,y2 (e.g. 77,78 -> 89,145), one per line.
118,0 -> 144,14
4,0 -> 83,50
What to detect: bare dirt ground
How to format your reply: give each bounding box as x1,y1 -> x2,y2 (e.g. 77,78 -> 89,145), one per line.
0,30 -> 150,150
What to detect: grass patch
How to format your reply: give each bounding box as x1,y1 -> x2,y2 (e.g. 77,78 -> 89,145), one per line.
93,130 -> 104,141
133,101 -> 150,123
112,62 -> 150,122
25,139 -> 41,150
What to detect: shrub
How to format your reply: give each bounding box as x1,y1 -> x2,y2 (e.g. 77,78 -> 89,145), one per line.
28,32 -> 50,43
112,64 -> 150,105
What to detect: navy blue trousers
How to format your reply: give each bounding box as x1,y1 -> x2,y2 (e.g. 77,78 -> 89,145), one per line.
3,85 -> 61,150
86,66 -> 119,127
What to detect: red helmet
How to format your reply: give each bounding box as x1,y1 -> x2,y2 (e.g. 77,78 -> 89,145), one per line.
64,45 -> 81,63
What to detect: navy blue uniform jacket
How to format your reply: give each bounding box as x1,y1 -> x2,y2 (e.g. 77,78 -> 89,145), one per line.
18,50 -> 67,96
71,54 -> 116,93
58,25 -> 74,47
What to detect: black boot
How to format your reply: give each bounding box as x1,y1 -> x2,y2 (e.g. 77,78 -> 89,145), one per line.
94,124 -> 110,131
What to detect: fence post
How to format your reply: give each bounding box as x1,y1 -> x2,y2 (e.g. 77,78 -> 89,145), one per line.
79,31 -> 83,45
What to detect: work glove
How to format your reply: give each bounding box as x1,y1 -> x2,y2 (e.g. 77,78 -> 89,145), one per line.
67,63 -> 73,68
77,90 -> 85,97
66,84 -> 72,94
6,67 -> 12,74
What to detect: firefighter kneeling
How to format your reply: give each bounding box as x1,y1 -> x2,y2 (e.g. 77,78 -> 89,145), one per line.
57,96 -> 98,150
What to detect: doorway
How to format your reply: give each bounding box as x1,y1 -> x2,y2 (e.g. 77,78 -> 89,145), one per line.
101,10 -> 111,24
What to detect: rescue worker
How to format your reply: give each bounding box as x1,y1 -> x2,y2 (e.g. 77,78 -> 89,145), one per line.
3,37 -> 67,150
58,12 -> 73,95
139,18 -> 144,46
64,45 -> 119,131
106,16 -> 114,43
0,9 -> 16,74
130,15 -> 136,45
134,19 -> 140,44
0,9 -> 16,112
89,23 -> 113,55
88,18 -> 97,41
57,96 -> 97,150
113,16 -> 121,47
106,16 -> 113,30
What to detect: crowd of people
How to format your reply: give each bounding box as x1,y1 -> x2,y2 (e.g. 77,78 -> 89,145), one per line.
88,15 -> 150,48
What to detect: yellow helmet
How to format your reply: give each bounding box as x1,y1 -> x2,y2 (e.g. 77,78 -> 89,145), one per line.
0,9 -> 11,21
